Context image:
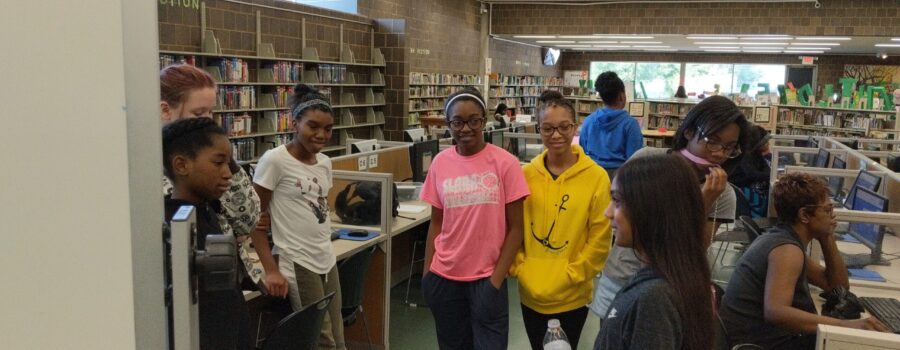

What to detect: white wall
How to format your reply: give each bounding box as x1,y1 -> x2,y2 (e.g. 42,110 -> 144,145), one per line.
0,1 -> 164,348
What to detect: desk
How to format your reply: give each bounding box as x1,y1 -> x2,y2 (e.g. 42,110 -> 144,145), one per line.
835,232 -> 900,290
642,129 -> 676,137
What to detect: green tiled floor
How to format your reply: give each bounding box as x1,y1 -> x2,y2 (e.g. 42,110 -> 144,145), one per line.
389,277 -> 601,349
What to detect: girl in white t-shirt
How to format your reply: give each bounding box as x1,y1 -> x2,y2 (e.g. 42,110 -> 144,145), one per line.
251,84 -> 344,349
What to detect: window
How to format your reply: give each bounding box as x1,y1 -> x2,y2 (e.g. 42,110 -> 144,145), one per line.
685,63 -> 734,97
589,61 -> 681,99
287,0 -> 357,14
636,62 -> 680,99
733,64 -> 786,96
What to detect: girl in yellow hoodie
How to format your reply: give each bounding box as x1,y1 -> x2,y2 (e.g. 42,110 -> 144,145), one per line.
511,91 -> 613,350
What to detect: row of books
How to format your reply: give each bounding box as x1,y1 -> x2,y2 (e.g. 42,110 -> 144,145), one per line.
409,85 -> 478,98
215,114 -> 253,136
777,110 -> 891,130
409,72 -> 482,85
647,115 -> 684,130
489,74 -> 562,87
159,54 -> 196,69
651,103 -> 692,117
272,86 -> 294,108
210,58 -> 250,83
217,86 -> 256,110
487,86 -> 543,98
318,64 -> 348,84
491,97 -> 537,109
258,111 -> 294,133
408,111 -> 442,125
266,62 -> 303,83
231,139 -> 257,161
409,98 -> 443,111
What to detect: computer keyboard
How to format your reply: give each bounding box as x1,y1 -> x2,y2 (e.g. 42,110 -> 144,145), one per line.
859,297 -> 900,334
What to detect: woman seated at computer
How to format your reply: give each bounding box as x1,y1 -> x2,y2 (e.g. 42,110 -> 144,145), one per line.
720,173 -> 889,349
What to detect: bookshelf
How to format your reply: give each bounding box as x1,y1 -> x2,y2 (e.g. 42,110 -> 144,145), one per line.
487,74 -> 566,116
407,72 -> 483,126
565,96 -> 605,123
774,105 -> 898,139
160,46 -> 387,161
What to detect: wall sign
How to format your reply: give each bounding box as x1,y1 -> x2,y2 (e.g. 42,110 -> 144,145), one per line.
160,0 -> 199,10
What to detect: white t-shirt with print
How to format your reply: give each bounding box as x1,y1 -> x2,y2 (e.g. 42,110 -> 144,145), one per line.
254,145 -> 335,274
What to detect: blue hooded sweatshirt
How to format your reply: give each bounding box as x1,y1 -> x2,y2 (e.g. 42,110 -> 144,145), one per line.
578,108 -> 644,170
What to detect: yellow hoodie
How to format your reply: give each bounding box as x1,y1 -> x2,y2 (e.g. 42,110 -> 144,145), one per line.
511,145 -> 613,314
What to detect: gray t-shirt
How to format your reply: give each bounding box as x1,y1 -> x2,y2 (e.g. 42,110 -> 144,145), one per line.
601,147 -> 736,285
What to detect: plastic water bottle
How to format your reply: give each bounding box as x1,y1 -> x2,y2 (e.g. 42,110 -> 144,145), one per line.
543,319 -> 572,350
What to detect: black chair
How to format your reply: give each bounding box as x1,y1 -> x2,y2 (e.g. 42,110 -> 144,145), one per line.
338,245 -> 376,349
738,215 -> 763,243
258,291 -> 335,350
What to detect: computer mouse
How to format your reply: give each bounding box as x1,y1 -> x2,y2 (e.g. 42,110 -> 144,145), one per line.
348,230 -> 368,238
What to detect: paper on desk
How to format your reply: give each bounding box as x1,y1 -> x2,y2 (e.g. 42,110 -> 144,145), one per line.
848,268 -> 886,282
398,203 -> 427,214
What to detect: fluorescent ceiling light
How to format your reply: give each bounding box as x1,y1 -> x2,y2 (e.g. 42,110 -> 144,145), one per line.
694,42 -> 789,46
699,46 -> 739,49
577,41 -> 618,44
593,45 -> 630,48
789,42 -> 840,46
535,40 -> 575,44
642,49 -> 678,52
687,36 -> 738,40
795,37 -> 852,40
594,35 -> 654,39
875,44 -> 900,47
513,35 -> 556,39
789,47 -> 831,50
893,38 -> 900,41
556,44 -> 592,48
704,49 -> 740,52
632,45 -> 670,48
740,46 -> 784,50
743,50 -> 781,53
620,41 -> 662,44
784,50 -> 825,54
557,35 -> 603,39
741,37 -> 793,40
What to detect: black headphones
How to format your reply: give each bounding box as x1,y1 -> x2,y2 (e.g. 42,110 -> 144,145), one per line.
335,182 -> 399,225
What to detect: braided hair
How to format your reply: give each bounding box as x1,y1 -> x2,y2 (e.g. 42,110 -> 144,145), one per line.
162,117 -> 228,180
537,90 -> 576,123
289,84 -> 333,119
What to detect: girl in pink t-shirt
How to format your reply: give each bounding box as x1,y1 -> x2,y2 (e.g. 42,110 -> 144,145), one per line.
419,88 -> 530,350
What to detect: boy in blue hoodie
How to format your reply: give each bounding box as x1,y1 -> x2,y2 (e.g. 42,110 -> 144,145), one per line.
579,71 -> 643,177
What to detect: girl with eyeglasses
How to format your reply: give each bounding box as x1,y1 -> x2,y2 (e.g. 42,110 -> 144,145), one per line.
510,91 -> 612,350
588,95 -> 751,320
419,88 -> 530,349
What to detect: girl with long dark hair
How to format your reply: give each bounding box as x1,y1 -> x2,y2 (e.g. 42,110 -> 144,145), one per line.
594,154 -> 714,350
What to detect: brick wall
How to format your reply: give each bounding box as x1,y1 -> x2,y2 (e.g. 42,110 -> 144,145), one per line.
373,18 -> 408,140
562,51 -> 900,89
490,0 -> 900,36
490,38 -> 561,77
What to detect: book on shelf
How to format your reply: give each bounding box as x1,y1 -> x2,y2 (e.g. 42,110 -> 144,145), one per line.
317,64 -> 347,84
208,58 -> 249,83
159,54 -> 196,69
231,139 -> 257,162
215,113 -> 253,136
409,72 -> 482,85
262,61 -> 303,84
217,86 -> 257,110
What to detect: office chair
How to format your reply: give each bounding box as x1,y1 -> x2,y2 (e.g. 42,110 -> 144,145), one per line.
738,216 -> 763,243
338,245 -> 376,350
404,227 -> 429,307
258,291 -> 335,350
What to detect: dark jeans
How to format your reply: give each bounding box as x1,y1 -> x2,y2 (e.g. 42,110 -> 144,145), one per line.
521,304 -> 589,350
422,272 -> 509,350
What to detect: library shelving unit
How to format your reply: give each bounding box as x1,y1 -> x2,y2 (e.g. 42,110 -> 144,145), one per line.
773,104 -> 898,140
160,46 -> 387,162
631,99 -> 764,147
487,74 -> 566,116
564,96 -> 604,123
407,72 -> 483,126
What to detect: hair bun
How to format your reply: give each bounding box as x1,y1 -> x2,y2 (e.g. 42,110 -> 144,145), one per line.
293,83 -> 318,96
539,90 -> 563,102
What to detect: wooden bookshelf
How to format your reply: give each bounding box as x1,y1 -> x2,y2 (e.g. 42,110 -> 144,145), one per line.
407,72 -> 483,127
160,47 -> 387,162
774,104 -> 898,139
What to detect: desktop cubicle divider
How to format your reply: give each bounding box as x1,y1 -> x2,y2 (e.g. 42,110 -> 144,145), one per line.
503,132 -> 544,163
331,141 -> 414,182
329,169 -> 393,348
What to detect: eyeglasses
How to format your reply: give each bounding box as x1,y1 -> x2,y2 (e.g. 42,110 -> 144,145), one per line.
448,118 -> 484,131
539,123 -> 576,136
805,203 -> 834,215
700,135 -> 742,158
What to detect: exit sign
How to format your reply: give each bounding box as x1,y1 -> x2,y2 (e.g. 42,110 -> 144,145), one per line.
801,56 -> 815,65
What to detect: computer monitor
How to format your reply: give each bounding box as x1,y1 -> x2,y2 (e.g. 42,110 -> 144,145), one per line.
430,127 -> 450,140
845,187 -> 889,266
815,324 -> 900,350
843,170 -> 882,209
813,148 -> 830,168
409,139 -> 439,182
403,128 -> 426,143
484,129 -> 504,145
828,157 -> 846,200
888,154 -> 900,172
350,139 -> 379,154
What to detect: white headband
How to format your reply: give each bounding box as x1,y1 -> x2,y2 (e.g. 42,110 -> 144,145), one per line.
444,93 -> 487,116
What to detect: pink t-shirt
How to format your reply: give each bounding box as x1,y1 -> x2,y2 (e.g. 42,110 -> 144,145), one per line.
420,144 -> 530,281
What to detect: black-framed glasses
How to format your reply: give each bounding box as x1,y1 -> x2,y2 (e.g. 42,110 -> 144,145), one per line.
539,123 -> 576,136
448,118 -> 485,131
699,133 -> 742,158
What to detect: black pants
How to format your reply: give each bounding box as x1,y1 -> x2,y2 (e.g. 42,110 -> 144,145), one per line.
521,304 -> 589,350
199,290 -> 252,350
422,273 -> 509,350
